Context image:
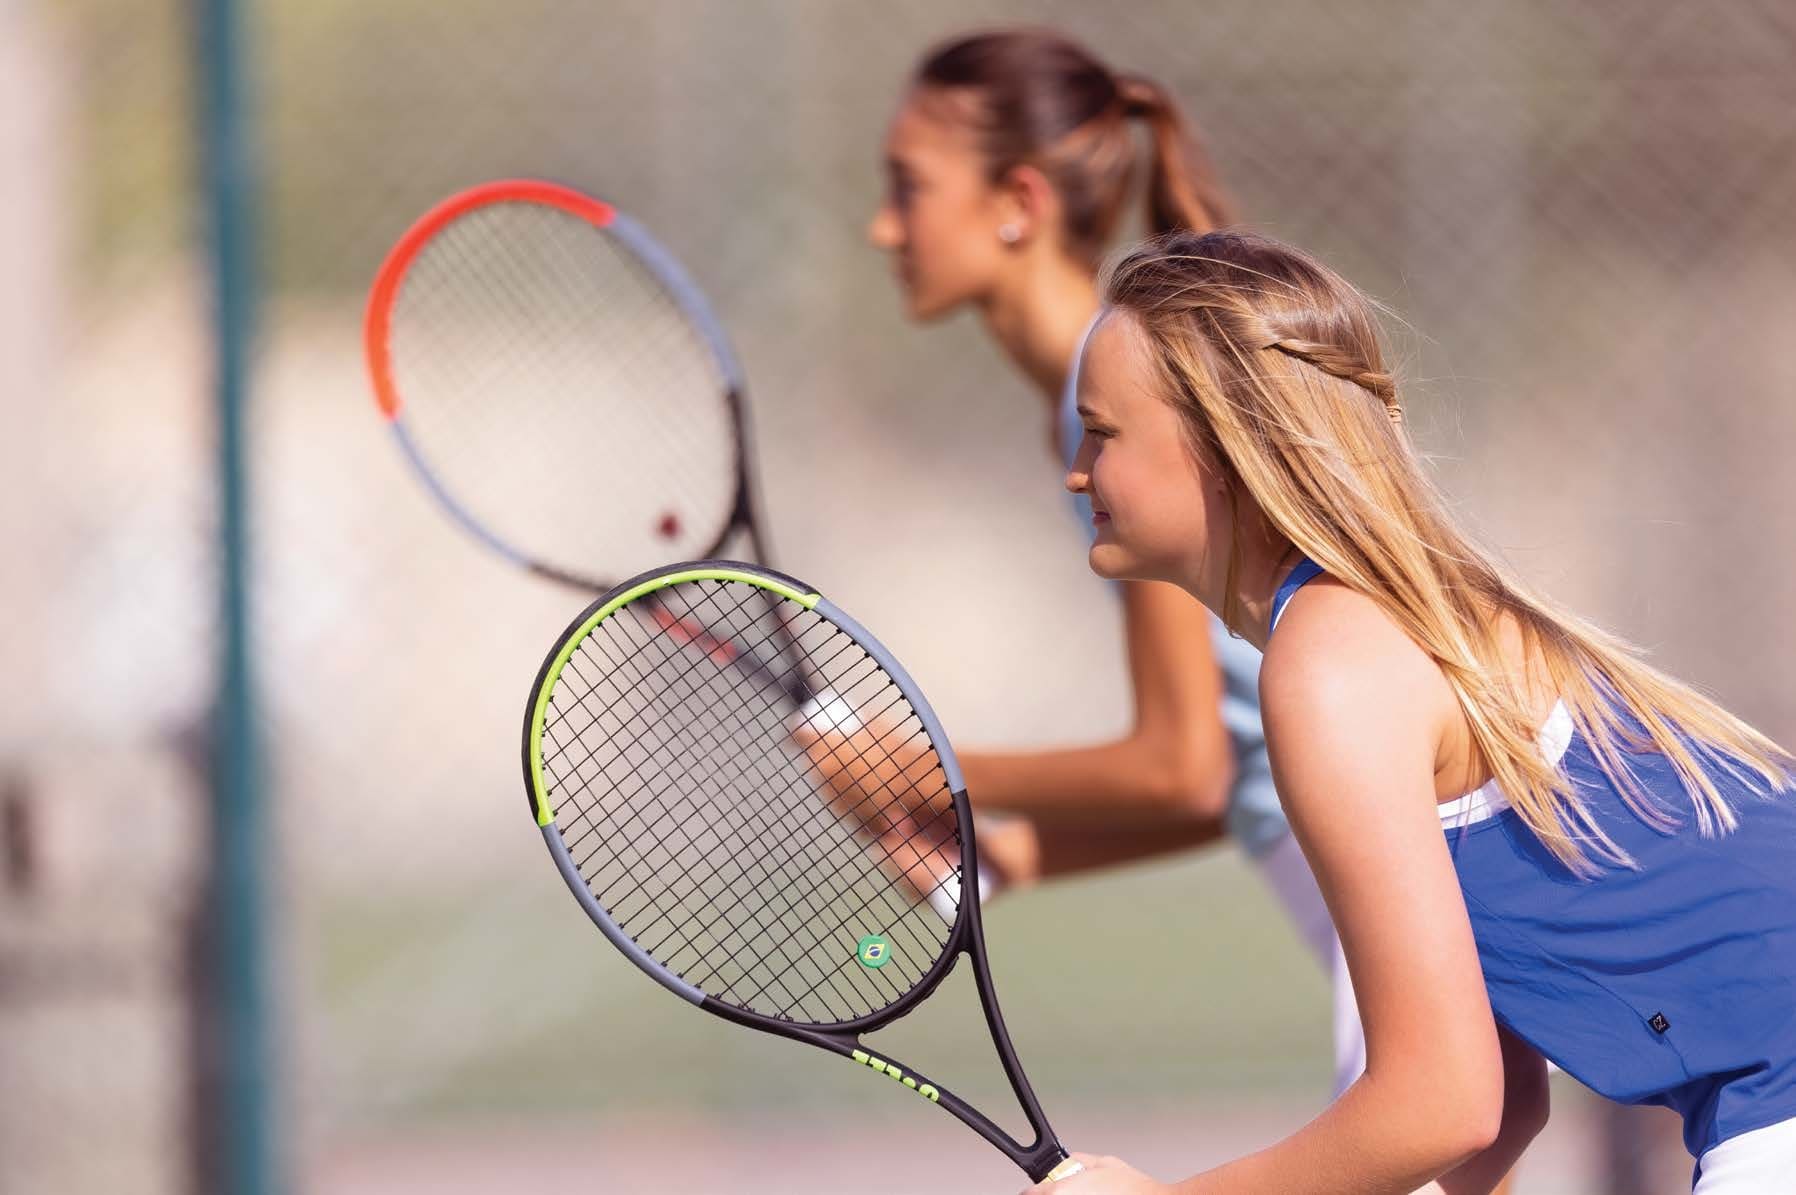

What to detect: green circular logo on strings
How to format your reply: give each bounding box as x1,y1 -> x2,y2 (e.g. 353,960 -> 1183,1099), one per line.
856,934 -> 892,969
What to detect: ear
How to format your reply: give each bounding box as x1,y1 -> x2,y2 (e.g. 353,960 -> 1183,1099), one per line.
994,163 -> 1062,248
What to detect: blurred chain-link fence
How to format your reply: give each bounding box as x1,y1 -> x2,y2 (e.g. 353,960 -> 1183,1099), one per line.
3,1 -> 1792,1192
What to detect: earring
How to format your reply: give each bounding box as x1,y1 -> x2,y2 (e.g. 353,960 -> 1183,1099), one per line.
997,223 -> 1022,244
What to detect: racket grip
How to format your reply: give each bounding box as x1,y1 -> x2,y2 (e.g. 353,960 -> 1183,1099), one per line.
1045,1157 -> 1084,1182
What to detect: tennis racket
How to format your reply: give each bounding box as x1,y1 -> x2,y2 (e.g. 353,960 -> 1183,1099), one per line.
363,178 -> 804,699
521,560 -> 1082,1185
364,178 -> 773,589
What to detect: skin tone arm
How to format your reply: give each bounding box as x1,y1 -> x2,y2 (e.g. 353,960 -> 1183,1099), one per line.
1031,1028 -> 1543,1195
797,578 -> 1235,890
1177,588 -> 1505,1193
794,531 -> 1236,894
963,576 -> 1236,887
1435,1027 -> 1550,1194
1024,585 -> 1509,1195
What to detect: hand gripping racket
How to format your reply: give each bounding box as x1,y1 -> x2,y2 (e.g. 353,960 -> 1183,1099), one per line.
521,560 -> 1082,1185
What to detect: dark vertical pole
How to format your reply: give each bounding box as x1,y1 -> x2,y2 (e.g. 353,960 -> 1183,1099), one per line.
194,0 -> 276,1188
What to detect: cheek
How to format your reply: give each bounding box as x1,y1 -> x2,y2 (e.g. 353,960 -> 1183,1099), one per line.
902,194 -> 1000,314
1100,445 -> 1214,553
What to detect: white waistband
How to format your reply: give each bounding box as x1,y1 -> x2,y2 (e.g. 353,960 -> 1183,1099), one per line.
1695,1117 -> 1796,1193
1437,700 -> 1575,830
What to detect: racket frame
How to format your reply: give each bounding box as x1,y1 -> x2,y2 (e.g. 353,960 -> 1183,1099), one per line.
522,560 -> 1073,1182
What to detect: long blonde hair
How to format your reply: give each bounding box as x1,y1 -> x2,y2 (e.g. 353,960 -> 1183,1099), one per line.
1105,229 -> 1791,871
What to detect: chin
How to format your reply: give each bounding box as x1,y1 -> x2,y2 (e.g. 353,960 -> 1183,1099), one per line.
1087,543 -> 1142,582
906,290 -> 961,323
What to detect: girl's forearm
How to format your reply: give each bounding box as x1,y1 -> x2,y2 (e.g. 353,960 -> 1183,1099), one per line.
959,733 -> 1234,825
1172,1074 -> 1497,1195
978,812 -> 1224,888
1436,1029 -> 1549,1194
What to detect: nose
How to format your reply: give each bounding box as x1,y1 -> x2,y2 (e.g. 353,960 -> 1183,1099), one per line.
867,199 -> 901,251
1065,430 -> 1094,494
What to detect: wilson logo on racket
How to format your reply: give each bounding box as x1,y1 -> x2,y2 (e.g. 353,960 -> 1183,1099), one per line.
851,1049 -> 939,1102
856,934 -> 892,969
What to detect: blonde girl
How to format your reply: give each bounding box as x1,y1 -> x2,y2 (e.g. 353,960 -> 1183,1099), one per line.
1031,228 -> 1796,1194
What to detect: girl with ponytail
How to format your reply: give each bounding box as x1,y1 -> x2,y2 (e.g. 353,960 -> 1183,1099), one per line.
1031,228 -> 1796,1192
863,24 -> 1401,1139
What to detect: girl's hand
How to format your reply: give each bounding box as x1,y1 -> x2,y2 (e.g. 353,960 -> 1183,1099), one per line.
791,714 -> 961,906
792,715 -> 951,832
1019,1154 -> 1170,1195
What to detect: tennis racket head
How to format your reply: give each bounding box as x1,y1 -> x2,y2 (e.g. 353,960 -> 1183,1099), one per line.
522,560 -> 973,1030
521,561 -> 1076,1182
364,180 -> 754,591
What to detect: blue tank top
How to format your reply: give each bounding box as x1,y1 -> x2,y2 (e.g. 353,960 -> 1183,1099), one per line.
1270,559 -> 1796,1158
1060,326 -> 1288,856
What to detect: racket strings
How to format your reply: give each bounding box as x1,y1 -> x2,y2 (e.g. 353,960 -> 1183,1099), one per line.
549,585 -> 955,1006
421,208 -> 718,471
539,579 -> 963,1024
543,594 -> 846,831
561,648 -> 905,1004
596,585 -> 959,929
545,593 -> 941,916
546,605 -> 866,877
422,205 -> 718,442
550,620 -> 941,1020
384,198 -> 738,571
551,612 -> 957,1017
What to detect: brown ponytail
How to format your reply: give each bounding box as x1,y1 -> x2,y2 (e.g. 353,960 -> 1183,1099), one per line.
1115,74 -> 1236,235
914,30 -> 1236,264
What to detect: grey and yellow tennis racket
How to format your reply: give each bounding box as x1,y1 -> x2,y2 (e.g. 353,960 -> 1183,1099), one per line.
521,560 -> 1081,1184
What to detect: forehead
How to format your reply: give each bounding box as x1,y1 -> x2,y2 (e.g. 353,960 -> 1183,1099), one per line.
884,87 -> 983,161
1077,312 -> 1156,410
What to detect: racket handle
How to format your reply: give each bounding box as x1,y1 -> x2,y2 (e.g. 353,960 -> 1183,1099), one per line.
1045,1157 -> 1085,1182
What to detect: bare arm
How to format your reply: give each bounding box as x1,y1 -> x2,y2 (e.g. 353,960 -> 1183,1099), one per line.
799,581 -> 1237,892
963,579 -> 1233,824
977,815 -> 1224,891
1168,586 -> 1504,1193
1437,1027 -> 1549,1195
959,578 -> 1236,884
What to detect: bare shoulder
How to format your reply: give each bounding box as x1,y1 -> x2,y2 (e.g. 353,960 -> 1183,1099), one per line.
1259,575 -> 1454,744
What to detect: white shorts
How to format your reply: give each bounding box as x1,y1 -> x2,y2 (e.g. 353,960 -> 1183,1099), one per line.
1694,1117 -> 1796,1193
1251,831 -> 1365,1097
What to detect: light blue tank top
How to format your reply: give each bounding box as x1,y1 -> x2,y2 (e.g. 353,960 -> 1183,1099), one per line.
1269,558 -> 1796,1163
1060,321 -> 1288,857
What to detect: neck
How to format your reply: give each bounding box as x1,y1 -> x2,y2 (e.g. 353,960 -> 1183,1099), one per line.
1186,533 -> 1303,652
977,253 -> 1100,405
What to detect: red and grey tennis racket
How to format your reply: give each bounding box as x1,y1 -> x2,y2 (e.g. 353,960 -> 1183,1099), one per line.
523,560 -> 1082,1185
364,179 -> 802,698
365,178 -> 775,587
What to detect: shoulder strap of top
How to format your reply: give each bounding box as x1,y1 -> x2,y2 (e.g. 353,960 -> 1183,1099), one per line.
1269,557 -> 1325,634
